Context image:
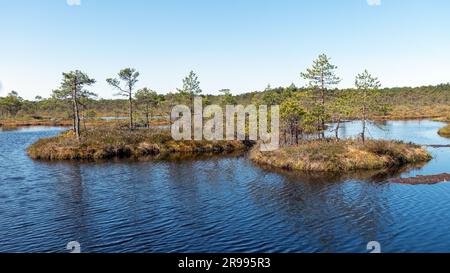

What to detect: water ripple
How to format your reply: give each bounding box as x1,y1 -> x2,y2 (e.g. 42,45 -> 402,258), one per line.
1,122 -> 450,252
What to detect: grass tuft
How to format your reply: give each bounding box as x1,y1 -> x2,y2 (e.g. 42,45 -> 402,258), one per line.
250,139 -> 432,173
27,127 -> 249,161
438,124 -> 450,138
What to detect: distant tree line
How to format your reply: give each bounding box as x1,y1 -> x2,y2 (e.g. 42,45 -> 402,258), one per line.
2,57 -> 450,143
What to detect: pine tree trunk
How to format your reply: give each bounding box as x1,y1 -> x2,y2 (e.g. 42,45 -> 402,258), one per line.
335,118 -> 341,141
73,80 -> 81,141
129,92 -> 133,130
362,90 -> 367,144
146,104 -> 150,128
72,113 -> 76,132
320,72 -> 326,139
362,110 -> 367,144
83,111 -> 87,132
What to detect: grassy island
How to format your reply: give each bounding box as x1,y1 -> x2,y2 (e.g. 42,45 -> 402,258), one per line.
27,128 -> 250,161
250,139 -> 432,173
438,124 -> 450,138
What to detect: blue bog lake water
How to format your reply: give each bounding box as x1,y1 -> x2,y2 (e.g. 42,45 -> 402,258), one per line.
0,120 -> 450,253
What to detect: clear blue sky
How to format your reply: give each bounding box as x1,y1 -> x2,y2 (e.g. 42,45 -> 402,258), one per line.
1,0 -> 450,99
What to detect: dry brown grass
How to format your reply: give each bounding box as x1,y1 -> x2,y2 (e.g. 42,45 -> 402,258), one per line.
376,104 -> 450,120
27,128 -> 249,160
0,117 -> 116,128
250,139 -> 432,173
0,116 -> 169,130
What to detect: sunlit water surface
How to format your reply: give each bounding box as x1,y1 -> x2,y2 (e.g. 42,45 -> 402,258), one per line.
0,120 -> 450,253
